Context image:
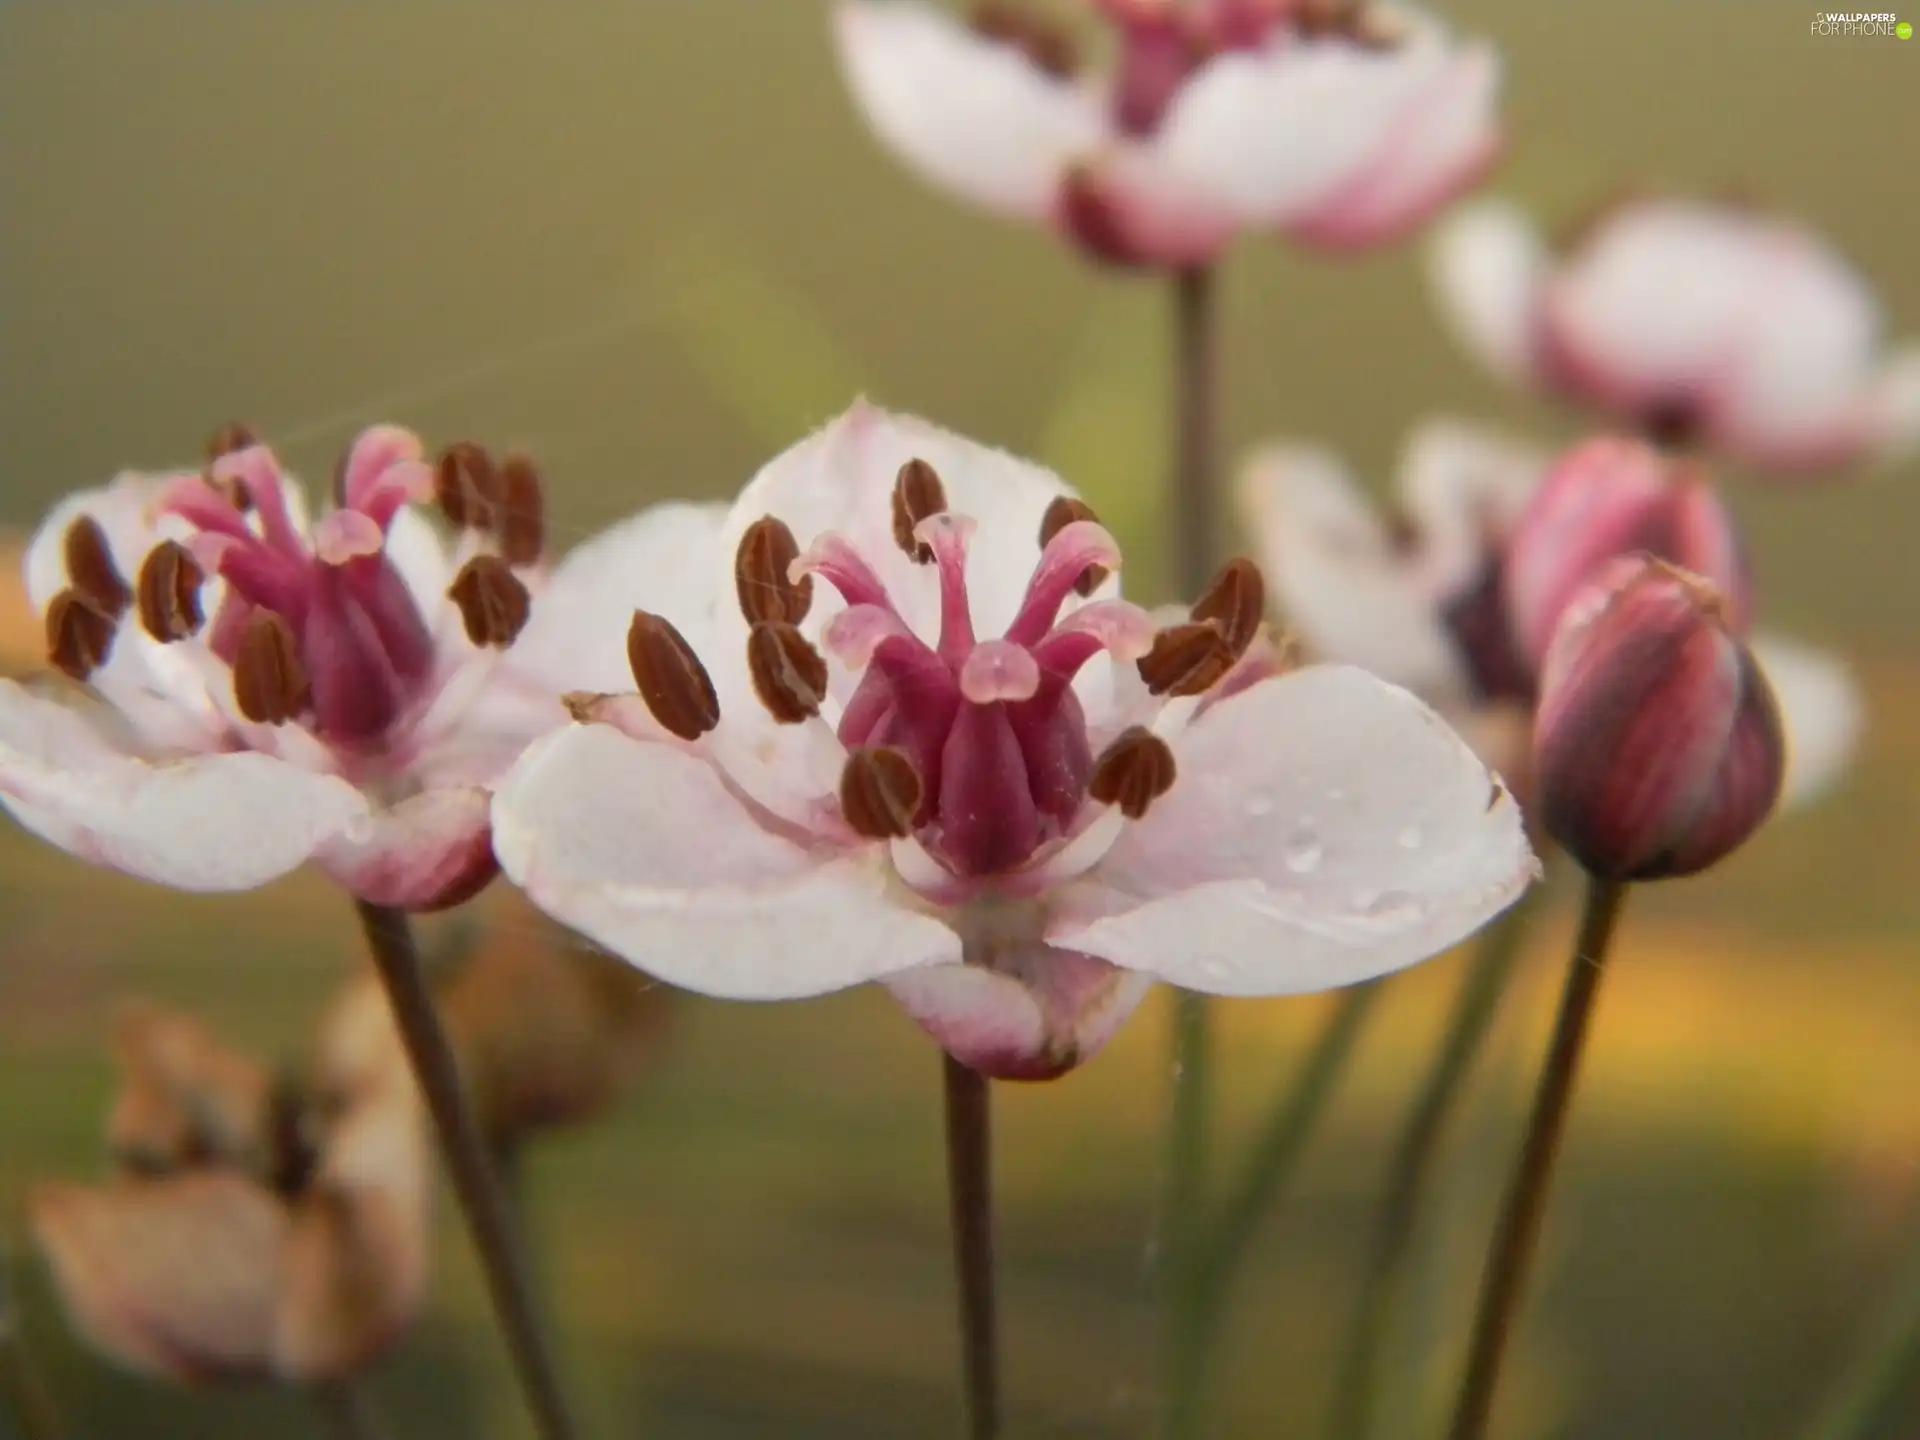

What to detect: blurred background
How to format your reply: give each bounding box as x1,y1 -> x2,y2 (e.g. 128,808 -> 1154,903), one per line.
1,2 -> 1916,1436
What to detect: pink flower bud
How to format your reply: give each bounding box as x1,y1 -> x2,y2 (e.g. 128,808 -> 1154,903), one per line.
1504,436 -> 1750,674
1533,556 -> 1784,881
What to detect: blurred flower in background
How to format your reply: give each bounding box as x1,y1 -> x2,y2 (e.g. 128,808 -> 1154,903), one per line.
1431,196 -> 1920,472
1236,424 -> 1863,808
833,0 -> 1500,266
31,979 -> 431,1386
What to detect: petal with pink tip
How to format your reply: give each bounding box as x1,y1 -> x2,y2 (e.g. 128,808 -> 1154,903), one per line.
832,1 -> 1103,220
1428,199 -> 1549,386
1751,633 -> 1862,809
491,722 -> 962,1000
0,679 -> 368,891
1051,665 -> 1536,996
884,947 -> 1153,1081
1236,445 -> 1464,698
317,784 -> 498,911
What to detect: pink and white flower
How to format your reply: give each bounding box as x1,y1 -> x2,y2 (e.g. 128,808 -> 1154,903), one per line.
833,0 -> 1501,267
0,425 -> 724,909
1430,197 -> 1920,472
492,403 -> 1536,1080
1237,421 -> 1863,807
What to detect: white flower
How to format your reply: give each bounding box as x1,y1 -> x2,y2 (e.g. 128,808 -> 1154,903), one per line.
1431,197 -> 1920,472
493,403 -> 1537,1079
834,0 -> 1500,266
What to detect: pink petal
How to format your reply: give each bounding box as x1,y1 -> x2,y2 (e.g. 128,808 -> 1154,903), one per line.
833,1 -> 1103,220
884,947 -> 1153,1081
1235,444 -> 1464,697
491,722 -> 962,1000
0,679 -> 368,892
1053,150 -> 1240,268
317,784 -> 498,912
1427,198 -> 1549,387
1051,665 -> 1536,995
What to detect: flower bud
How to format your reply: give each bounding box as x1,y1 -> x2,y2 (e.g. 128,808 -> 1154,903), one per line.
1504,436 -> 1750,674
1533,556 -> 1784,881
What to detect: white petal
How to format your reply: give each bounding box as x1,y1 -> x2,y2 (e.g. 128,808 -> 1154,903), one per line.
717,402 -> 1095,657
1751,634 -> 1862,809
381,506 -> 455,619
0,679 -> 368,891
1428,199 -> 1548,386
491,722 -> 962,1000
317,785 -> 497,911
1158,32 -> 1452,224
1236,444 -> 1464,697
1870,343 -> 1920,460
1394,418 -> 1547,595
832,1 -> 1102,219
1051,666 -> 1536,996
507,502 -> 730,696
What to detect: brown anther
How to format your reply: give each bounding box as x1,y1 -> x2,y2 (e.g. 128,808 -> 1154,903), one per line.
496,454 -> 547,567
232,611 -> 310,725
627,610 -> 720,741
205,422 -> 259,463
839,746 -> 924,840
434,441 -> 502,531
1295,0 -> 1401,46
44,590 -> 117,681
971,2 -> 1077,78
1137,622 -> 1236,697
746,621 -> 830,724
734,516 -> 813,626
1037,495 -> 1110,596
1089,726 -> 1178,820
135,541 -> 206,643
62,517 -> 131,619
891,458 -> 948,563
447,555 -> 533,648
1189,557 -> 1266,657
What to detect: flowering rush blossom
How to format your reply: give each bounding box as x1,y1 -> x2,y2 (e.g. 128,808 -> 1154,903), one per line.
0,424 -> 708,909
33,979 -> 431,1385
493,403 -> 1536,1080
1237,423 -> 1862,808
833,0 -> 1501,267
1430,196 -> 1920,472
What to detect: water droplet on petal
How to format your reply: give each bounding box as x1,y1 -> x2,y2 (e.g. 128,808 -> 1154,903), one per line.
1357,889 -> 1419,921
1397,825 -> 1423,850
1245,792 -> 1275,818
1284,834 -> 1324,875
1199,957 -> 1233,982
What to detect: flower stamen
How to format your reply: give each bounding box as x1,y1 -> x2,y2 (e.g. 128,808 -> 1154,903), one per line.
63,517 -> 132,619
496,455 -> 546,567
891,458 -> 949,563
45,591 -> 117,681
746,621 -> 830,723
1088,725 -> 1177,819
135,540 -> 207,643
839,746 -> 924,839
1038,497 -> 1109,597
232,611 -> 311,726
735,517 -> 814,625
626,610 -> 721,741
447,556 -> 533,648
434,442 -> 503,533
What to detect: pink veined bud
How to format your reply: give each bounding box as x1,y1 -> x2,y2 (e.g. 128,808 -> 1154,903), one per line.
1503,436 -> 1750,675
1532,556 -> 1785,882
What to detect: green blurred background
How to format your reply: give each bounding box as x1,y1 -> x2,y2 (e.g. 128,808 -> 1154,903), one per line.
1,2 -> 1917,1436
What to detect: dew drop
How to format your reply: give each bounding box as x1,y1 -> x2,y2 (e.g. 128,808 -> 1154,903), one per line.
1397,825 -> 1423,850
1245,792 -> 1276,818
1199,957 -> 1234,982
1284,833 -> 1324,875
1357,889 -> 1418,921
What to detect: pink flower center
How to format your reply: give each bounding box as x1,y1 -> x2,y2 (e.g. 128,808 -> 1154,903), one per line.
156,441 -> 437,747
799,504 -> 1151,878
1099,0 -> 1287,136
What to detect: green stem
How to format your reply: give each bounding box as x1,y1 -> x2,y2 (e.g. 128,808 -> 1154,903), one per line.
944,1056 -> 999,1440
1325,888 -> 1545,1440
1445,876 -> 1628,1440
352,901 -> 580,1440
1156,260 -> 1222,1435
0,1256 -> 60,1440
1793,1215 -> 1920,1440
1165,983 -> 1384,1439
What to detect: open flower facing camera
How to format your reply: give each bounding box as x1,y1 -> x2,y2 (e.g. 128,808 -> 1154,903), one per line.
834,0 -> 1501,266
493,403 -> 1537,1079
